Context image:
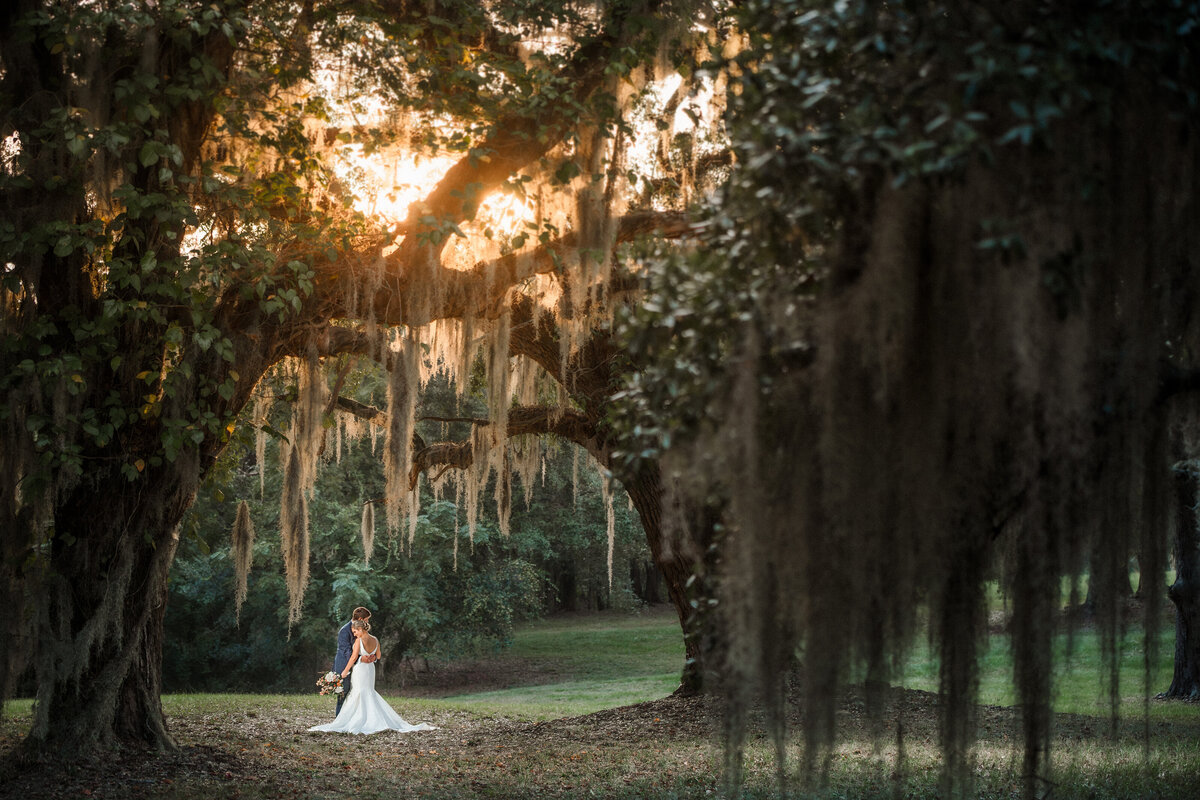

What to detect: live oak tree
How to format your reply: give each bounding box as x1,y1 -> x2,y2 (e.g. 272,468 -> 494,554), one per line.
620,0 -> 1200,797
0,0 -> 719,756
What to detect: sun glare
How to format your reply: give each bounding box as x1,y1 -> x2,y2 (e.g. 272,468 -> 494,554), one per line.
181,49 -> 713,266
329,141 -> 541,265
336,144 -> 455,224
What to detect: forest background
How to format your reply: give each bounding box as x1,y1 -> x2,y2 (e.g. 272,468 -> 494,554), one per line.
156,371 -> 658,694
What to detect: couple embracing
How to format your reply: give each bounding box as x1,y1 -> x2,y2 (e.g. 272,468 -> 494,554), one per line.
308,606 -> 435,735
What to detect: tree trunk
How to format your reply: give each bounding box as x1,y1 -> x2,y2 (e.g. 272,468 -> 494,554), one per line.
1,507 -> 37,705
1163,466 -> 1200,700
23,461 -> 198,756
630,559 -> 664,605
621,461 -> 705,693
552,560 -> 577,612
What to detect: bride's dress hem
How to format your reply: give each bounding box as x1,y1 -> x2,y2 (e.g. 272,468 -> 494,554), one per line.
307,656 -> 435,735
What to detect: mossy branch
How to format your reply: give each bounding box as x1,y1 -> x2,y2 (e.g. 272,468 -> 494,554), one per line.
408,405 -> 596,491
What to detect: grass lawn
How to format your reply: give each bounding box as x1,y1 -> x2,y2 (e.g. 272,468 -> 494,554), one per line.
3,605 -> 1200,799
431,609 -> 686,719
898,621 -> 1184,717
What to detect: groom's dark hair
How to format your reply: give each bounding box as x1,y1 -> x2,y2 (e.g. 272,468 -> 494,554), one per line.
352,607 -> 371,620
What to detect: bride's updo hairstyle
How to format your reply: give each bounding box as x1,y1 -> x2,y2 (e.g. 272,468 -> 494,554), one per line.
352,619 -> 371,633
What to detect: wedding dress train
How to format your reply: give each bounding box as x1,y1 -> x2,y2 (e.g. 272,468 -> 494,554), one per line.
308,646 -> 435,735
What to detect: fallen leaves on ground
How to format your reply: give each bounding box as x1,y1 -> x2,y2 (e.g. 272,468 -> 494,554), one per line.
2,686 -> 1197,799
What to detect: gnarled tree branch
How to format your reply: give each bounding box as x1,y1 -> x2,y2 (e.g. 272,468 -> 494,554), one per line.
409,405 -> 595,490
363,209 -> 696,328
334,395 -> 387,426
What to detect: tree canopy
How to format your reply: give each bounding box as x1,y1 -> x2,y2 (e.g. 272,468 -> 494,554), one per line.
1,0 -> 713,755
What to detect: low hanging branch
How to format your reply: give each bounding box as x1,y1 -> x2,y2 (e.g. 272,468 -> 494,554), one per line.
334,395 -> 388,426
408,405 -> 596,490
362,210 -> 697,329
215,5 -> 689,376
335,393 -> 597,491
264,209 -> 697,366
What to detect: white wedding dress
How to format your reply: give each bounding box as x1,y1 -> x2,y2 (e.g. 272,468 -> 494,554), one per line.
308,644 -> 435,735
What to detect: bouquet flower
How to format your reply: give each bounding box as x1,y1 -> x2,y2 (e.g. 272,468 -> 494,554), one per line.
316,671 -> 344,696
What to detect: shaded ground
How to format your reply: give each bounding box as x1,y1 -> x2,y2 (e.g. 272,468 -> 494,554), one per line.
1,691 -> 722,800
4,681 -> 1199,799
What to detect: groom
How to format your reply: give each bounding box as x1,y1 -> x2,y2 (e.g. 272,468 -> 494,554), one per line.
333,606 -> 378,717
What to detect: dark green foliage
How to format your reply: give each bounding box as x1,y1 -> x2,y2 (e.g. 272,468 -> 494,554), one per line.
619,1 -> 1200,796
505,449 -> 651,613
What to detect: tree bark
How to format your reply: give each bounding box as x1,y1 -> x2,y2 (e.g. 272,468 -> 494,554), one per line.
629,559 -> 663,604
620,461 -> 705,694
1163,466 -> 1200,700
24,464 -> 195,755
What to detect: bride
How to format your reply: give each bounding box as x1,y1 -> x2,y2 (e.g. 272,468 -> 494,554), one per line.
308,619 -> 435,735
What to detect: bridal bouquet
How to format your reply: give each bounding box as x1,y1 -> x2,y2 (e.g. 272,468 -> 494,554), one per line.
315,671 -> 344,696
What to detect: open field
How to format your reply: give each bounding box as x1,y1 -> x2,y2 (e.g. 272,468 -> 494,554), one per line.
3,607 -> 1200,799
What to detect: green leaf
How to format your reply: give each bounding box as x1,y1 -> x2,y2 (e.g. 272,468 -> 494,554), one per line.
138,142 -> 159,167
260,422 -> 290,444
553,160 -> 581,184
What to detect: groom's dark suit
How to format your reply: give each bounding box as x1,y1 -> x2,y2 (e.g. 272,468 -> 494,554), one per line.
333,620 -> 355,716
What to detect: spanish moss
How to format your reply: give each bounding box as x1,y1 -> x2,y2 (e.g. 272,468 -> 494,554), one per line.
361,501 -> 375,566
383,330 -> 420,536
231,500 -> 255,625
